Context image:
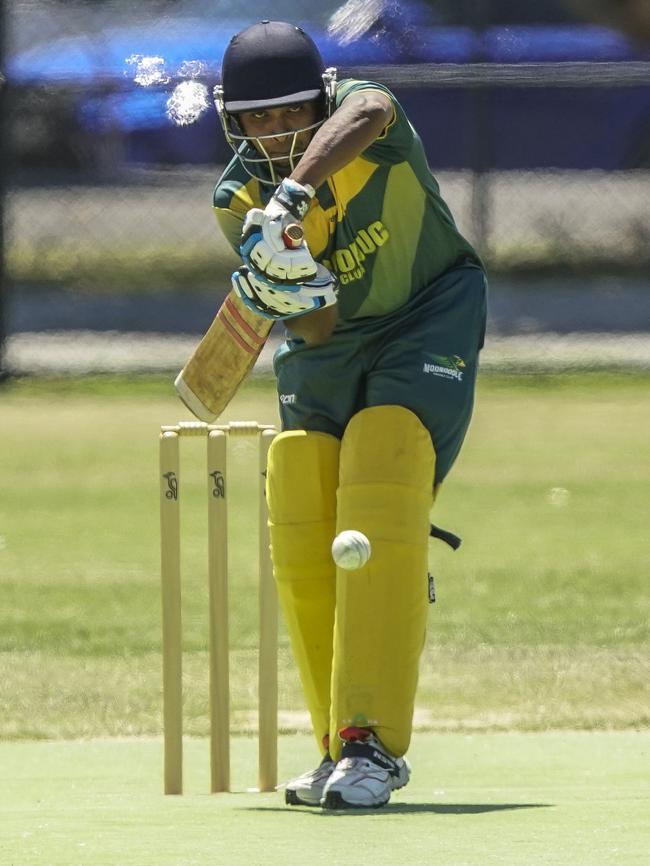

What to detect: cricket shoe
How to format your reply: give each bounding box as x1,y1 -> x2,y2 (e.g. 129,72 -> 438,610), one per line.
321,731 -> 410,809
285,753 -> 336,807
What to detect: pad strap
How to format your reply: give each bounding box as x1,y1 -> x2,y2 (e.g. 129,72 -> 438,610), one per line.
429,523 -> 462,550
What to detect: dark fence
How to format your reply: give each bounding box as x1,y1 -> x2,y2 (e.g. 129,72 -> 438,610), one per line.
2,1 -> 649,374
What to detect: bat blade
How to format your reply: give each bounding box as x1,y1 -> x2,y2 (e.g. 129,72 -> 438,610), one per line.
174,290 -> 273,421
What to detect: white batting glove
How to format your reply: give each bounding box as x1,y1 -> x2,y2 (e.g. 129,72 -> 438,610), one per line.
231,263 -> 338,321
240,179 -> 317,283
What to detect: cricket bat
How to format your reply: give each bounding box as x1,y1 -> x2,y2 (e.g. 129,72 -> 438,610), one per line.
174,290 -> 273,422
174,223 -> 305,421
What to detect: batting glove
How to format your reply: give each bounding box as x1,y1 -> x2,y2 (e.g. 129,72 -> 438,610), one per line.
231,263 -> 338,321
240,179 -> 317,283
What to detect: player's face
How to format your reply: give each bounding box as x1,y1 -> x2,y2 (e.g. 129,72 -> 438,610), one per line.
238,102 -> 320,164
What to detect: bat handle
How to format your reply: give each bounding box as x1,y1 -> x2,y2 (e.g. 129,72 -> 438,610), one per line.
281,223 -> 304,250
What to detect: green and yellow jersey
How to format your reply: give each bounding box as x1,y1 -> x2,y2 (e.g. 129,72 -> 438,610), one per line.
213,79 -> 481,320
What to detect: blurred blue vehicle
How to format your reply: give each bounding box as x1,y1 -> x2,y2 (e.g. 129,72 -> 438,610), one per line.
7,16 -> 650,171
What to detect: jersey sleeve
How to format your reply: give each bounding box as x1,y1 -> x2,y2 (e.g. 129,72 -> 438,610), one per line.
213,182 -> 248,255
336,79 -> 415,165
213,167 -> 263,255
213,207 -> 243,255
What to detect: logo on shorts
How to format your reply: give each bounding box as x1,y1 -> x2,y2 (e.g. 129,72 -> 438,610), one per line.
422,354 -> 466,381
280,393 -> 296,405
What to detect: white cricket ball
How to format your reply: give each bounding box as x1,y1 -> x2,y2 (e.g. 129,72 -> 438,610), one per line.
331,530 -> 372,570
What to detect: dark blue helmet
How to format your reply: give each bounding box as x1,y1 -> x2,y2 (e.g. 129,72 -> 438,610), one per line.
215,21 -> 337,184
222,21 -> 325,112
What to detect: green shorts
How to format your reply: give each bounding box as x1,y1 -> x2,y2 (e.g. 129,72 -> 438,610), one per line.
273,264 -> 487,484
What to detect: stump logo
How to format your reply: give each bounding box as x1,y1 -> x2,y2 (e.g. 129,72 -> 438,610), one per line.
163,471 -> 178,499
209,470 -> 225,499
422,354 -> 466,381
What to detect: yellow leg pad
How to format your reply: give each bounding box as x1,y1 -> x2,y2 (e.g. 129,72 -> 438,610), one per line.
266,430 -> 340,751
330,406 -> 435,759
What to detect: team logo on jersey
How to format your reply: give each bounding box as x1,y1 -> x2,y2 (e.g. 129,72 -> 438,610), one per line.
422,354 -> 466,381
322,220 -> 390,286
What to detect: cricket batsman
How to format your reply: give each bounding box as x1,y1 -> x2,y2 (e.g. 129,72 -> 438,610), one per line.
212,20 -> 487,809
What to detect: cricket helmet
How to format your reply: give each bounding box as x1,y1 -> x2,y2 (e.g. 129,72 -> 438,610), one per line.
214,21 -> 337,184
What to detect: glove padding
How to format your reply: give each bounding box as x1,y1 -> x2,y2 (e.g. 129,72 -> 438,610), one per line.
231,263 -> 338,321
240,179 -> 317,283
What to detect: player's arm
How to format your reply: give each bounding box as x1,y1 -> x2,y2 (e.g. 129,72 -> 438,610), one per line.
236,93 -> 393,345
289,90 -> 394,190
280,91 -> 393,344
240,90 -> 393,282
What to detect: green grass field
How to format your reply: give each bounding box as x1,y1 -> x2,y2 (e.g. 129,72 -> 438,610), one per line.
2,732 -> 648,866
0,372 -> 648,863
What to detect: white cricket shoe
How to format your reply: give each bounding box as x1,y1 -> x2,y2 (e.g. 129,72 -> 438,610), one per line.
285,754 -> 336,807
321,732 -> 410,809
